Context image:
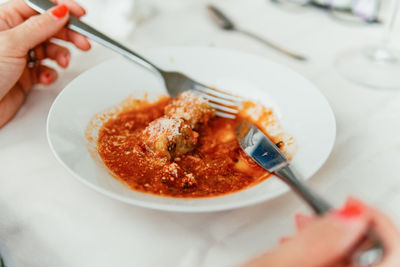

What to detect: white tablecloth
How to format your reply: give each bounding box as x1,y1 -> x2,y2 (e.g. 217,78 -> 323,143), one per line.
1,0 -> 400,266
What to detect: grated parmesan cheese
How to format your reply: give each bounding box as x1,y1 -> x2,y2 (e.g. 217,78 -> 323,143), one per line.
144,117 -> 187,142
164,91 -> 215,129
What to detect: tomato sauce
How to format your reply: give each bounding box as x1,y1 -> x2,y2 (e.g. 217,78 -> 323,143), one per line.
96,96 -> 290,198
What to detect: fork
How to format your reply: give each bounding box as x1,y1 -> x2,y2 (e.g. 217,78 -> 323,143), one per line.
25,0 -> 242,119
207,5 -> 307,61
237,121 -> 384,267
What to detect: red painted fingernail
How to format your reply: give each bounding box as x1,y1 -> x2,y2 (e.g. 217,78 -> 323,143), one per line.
334,197 -> 365,219
44,73 -> 51,82
51,4 -> 68,19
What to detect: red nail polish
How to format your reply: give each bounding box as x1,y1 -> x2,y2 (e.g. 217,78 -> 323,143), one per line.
334,198 -> 364,219
51,4 -> 68,19
44,73 -> 51,81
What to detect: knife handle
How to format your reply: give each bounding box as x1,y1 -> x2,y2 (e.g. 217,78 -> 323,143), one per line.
275,166 -> 384,266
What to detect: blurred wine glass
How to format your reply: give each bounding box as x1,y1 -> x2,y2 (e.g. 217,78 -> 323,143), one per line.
270,0 -> 381,24
335,0 -> 400,89
82,0 -> 155,40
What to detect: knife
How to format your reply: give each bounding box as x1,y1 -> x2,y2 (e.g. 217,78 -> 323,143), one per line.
236,121 -> 383,266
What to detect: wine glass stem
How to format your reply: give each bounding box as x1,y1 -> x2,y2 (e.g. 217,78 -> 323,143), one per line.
382,0 -> 400,46
371,0 -> 400,63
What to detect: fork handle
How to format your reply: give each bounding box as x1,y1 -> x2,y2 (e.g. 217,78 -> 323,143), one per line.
275,166 -> 331,214
275,166 -> 384,267
237,29 -> 307,61
25,0 -> 163,76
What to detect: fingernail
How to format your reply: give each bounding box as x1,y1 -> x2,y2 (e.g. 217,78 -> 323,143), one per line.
44,73 -> 52,82
51,4 -> 68,19
62,53 -> 70,67
333,197 -> 365,220
279,237 -> 290,244
295,213 -> 311,229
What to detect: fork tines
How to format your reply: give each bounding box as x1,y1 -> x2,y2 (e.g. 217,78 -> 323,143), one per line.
192,83 -> 243,119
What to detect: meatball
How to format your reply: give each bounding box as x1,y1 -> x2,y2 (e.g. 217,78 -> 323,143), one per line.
141,117 -> 199,159
164,91 -> 216,129
161,163 -> 197,189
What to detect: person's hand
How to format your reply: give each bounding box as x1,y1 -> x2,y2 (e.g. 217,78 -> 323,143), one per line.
0,0 -> 90,128
243,198 -> 400,267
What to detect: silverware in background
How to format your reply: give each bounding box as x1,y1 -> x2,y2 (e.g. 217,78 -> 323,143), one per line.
236,121 -> 384,267
207,5 -> 307,61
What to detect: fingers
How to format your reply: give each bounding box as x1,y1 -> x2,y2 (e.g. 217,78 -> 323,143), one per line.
4,4 -> 70,56
34,42 -> 70,68
45,42 -> 70,68
283,201 -> 400,267
37,65 -> 58,85
278,213 -> 313,245
2,0 -> 90,52
3,0 -> 40,19
54,28 -> 91,50
16,67 -> 35,94
282,201 -> 369,267
33,45 -> 45,62
0,63 -> 57,128
295,213 -> 313,230
16,64 -> 57,93
243,198 -> 370,267
244,199 -> 400,267
55,0 -> 86,17
279,236 -> 291,244
67,30 -> 91,50
370,208 -> 400,251
366,206 -> 400,266
5,0 -> 86,19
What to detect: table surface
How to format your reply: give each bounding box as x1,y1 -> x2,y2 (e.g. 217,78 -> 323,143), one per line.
1,0 -> 400,266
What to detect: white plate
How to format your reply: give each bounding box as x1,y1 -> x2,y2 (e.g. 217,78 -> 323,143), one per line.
47,47 -> 336,212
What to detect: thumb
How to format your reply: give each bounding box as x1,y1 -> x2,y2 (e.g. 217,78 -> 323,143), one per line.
282,198 -> 369,267
7,4 -> 69,55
